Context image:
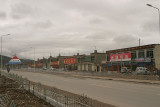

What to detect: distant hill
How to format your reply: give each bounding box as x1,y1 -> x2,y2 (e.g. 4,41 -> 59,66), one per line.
0,55 -> 33,65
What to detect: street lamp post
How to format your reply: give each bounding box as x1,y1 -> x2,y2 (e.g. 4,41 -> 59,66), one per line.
31,47 -> 35,72
1,34 -> 10,74
146,4 -> 160,35
147,4 -> 160,76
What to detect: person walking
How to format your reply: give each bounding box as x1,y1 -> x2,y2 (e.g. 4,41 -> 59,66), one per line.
7,65 -> 10,73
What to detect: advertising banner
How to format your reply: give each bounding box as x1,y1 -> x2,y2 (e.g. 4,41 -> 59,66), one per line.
37,63 -> 43,67
110,53 -> 131,62
50,61 -> 59,65
64,58 -> 77,64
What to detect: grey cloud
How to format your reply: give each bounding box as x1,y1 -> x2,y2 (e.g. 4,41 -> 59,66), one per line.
0,0 -> 160,59
85,31 -> 117,40
10,3 -> 34,19
0,12 -> 6,20
25,20 -> 53,30
89,17 -> 105,24
112,34 -> 138,48
34,20 -> 53,29
141,20 -> 159,33
86,32 -> 108,40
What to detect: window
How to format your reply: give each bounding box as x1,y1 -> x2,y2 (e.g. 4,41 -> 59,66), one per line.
78,58 -> 81,63
138,51 -> 144,58
84,57 -> 91,62
131,52 -> 136,59
81,58 -> 85,62
106,54 -> 110,61
91,56 -> 95,62
147,49 -> 154,58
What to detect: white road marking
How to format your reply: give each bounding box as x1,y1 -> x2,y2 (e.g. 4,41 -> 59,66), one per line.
90,84 -> 112,88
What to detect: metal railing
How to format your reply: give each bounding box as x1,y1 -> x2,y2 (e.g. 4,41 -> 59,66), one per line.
1,71 -> 110,107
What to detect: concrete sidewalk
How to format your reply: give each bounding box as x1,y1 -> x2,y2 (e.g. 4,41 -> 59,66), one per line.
34,70 -> 160,85
70,74 -> 160,85
12,70 -> 160,85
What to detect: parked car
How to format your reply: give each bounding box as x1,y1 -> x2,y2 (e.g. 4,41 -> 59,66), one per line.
50,67 -> 56,70
121,67 -> 131,73
43,67 -> 47,70
135,67 -> 149,75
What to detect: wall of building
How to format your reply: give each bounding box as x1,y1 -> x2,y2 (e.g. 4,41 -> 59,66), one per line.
92,64 -> 96,71
82,64 -> 84,71
78,65 -> 81,70
155,45 -> 160,70
58,56 -> 66,69
91,53 -> 106,65
86,64 -> 88,71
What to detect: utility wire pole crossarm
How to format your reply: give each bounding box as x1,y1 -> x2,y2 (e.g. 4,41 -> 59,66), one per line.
0,34 -> 10,74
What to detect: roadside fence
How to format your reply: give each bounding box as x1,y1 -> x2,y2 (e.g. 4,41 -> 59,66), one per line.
1,71 -> 112,107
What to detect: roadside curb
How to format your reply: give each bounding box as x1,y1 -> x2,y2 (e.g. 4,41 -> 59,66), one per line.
13,70 -> 160,85
71,75 -> 160,85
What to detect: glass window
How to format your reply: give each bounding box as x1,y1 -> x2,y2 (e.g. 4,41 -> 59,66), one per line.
147,49 -> 154,58
131,52 -> 136,59
91,56 -> 95,62
78,58 -> 81,63
138,51 -> 144,58
107,54 -> 110,61
81,58 -> 85,62
84,57 -> 91,62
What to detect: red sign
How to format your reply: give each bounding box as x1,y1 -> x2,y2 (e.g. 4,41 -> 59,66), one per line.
64,58 -> 77,64
110,53 -> 131,62
37,63 -> 43,67
50,61 -> 59,65
30,64 -> 35,68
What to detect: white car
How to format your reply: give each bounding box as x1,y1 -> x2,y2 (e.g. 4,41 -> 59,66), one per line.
121,67 -> 131,73
135,67 -> 149,74
43,67 -> 47,70
50,67 -> 56,70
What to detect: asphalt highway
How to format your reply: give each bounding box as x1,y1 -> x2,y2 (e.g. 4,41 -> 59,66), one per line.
9,70 -> 160,107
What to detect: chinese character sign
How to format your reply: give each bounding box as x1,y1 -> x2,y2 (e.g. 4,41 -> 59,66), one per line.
110,53 -> 131,62
37,63 -> 43,67
50,61 -> 59,65
64,58 -> 77,64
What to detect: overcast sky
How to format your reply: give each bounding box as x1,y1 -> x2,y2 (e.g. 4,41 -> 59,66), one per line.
0,0 -> 159,60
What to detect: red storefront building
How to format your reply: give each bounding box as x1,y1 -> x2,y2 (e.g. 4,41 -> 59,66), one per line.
104,44 -> 160,72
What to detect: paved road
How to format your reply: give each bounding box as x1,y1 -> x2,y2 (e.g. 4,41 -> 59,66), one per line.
9,70 -> 160,107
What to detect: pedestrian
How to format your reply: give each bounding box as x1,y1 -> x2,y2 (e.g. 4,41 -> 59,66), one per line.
7,65 -> 10,73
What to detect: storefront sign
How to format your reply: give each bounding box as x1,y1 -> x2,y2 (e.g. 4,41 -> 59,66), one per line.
110,53 -> 131,62
37,63 -> 43,67
135,58 -> 151,62
64,58 -> 77,64
50,61 -> 59,65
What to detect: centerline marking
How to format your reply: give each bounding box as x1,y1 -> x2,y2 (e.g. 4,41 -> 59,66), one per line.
90,84 -> 112,88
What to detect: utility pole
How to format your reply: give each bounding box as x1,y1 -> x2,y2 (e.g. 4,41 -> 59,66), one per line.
147,4 -> 160,36
139,38 -> 141,46
1,34 -> 10,74
30,47 -> 35,72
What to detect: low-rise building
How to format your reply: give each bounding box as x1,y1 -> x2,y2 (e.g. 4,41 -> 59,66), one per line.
103,44 -> 160,72
77,50 -> 106,72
